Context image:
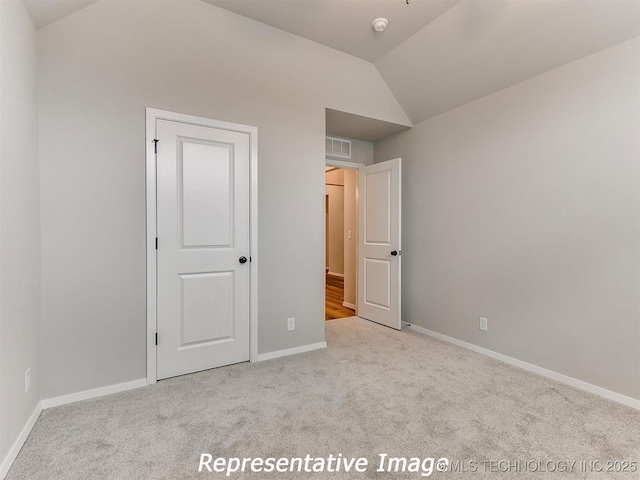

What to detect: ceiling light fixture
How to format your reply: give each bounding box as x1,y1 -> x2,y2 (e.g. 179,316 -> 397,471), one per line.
372,17 -> 388,32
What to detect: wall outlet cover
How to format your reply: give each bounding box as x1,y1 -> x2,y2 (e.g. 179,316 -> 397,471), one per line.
480,317 -> 488,332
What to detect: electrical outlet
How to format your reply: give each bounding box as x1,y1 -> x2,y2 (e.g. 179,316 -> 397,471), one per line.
25,369 -> 31,394
287,317 -> 295,331
479,317 -> 488,332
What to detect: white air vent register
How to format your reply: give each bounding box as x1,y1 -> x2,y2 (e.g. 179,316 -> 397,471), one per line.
326,137 -> 351,159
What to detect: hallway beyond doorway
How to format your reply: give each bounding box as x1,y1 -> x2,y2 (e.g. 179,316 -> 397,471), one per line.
325,274 -> 355,320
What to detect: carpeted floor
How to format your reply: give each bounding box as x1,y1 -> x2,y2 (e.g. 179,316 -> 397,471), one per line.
7,317 -> 640,479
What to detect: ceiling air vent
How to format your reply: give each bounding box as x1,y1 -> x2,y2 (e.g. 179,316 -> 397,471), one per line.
326,136 -> 351,159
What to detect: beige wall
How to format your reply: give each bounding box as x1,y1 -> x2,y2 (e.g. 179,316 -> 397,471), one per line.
37,0 -> 410,399
375,37 -> 640,400
325,168 -> 344,186
0,0 -> 41,463
326,169 -> 344,275
343,169 -> 358,307
325,185 -> 344,275
325,168 -> 357,305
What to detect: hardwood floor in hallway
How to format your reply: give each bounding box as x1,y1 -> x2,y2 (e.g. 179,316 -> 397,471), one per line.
325,274 -> 355,320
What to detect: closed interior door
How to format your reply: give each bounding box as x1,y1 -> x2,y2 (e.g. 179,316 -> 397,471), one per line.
358,158 -> 402,329
156,119 -> 250,379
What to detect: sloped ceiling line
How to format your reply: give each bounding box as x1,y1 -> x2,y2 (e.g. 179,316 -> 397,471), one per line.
24,0 -> 640,125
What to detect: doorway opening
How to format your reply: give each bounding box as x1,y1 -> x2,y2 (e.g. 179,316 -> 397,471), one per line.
324,108 -> 409,329
325,166 -> 358,320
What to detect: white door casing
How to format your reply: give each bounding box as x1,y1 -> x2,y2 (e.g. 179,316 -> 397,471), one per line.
358,158 -> 402,329
146,109 -> 258,383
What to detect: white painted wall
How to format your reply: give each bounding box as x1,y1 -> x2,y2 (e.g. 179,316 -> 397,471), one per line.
37,0 -> 410,398
0,0 -> 41,463
375,37 -> 640,400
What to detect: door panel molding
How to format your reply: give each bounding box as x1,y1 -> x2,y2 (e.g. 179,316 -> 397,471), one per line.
146,108 -> 258,384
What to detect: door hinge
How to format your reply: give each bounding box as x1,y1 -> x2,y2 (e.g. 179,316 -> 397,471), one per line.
155,237 -> 158,250
155,333 -> 158,346
153,139 -> 159,154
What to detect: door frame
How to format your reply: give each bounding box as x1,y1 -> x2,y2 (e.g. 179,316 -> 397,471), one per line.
145,108 -> 258,384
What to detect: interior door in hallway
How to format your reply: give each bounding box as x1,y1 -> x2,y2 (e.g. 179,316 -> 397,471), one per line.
358,158 -> 402,330
156,119 -> 250,379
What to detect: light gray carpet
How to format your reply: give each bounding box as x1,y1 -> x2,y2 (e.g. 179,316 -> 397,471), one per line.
7,317 -> 640,479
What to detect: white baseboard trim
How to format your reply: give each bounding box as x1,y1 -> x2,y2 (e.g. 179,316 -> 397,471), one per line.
406,324 -> 640,410
41,378 -> 148,409
256,342 -> 328,362
342,301 -> 356,310
327,272 -> 344,278
0,402 -> 43,480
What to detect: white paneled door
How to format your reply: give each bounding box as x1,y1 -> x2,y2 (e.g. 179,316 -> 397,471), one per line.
156,119 -> 250,380
358,158 -> 402,329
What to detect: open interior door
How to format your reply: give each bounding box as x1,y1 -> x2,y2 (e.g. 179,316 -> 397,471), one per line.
358,158 -> 402,329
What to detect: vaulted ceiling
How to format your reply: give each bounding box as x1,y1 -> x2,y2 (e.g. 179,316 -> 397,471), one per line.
204,0 -> 461,63
376,0 -> 640,123
23,0 -> 97,29
22,0 -> 640,126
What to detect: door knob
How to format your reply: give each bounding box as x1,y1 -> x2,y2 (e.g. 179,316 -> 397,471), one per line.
239,256 -> 248,264
390,250 -> 402,256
